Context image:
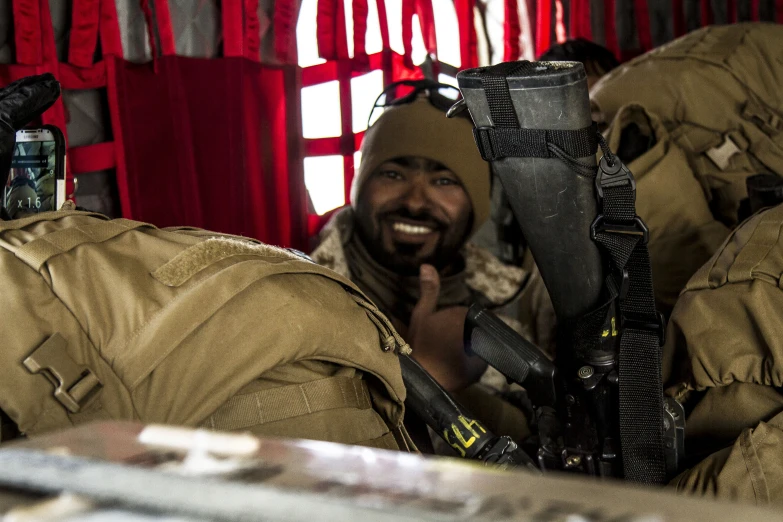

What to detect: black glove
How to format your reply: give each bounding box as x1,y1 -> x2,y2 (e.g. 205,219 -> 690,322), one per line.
0,74 -> 61,208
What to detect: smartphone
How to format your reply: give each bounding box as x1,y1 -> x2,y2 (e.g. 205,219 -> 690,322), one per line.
3,125 -> 66,219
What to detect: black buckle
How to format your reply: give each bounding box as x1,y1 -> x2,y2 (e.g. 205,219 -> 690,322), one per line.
595,156 -> 635,200
622,312 -> 667,346
473,127 -> 497,161
590,215 -> 650,245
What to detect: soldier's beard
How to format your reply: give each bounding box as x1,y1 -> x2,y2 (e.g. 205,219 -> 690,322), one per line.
354,205 -> 471,277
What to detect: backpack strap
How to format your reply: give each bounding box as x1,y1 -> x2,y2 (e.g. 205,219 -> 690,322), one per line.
200,376 -> 373,432
14,218 -> 151,271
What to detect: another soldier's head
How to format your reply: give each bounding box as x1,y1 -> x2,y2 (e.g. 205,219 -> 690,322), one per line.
351,82 -> 490,276
539,38 -> 619,90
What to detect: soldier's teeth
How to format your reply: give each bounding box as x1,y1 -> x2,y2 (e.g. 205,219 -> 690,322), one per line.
392,222 -> 433,235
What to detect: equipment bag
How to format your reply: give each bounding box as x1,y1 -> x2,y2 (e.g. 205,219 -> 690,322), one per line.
0,208 -> 412,451
591,23 -> 783,230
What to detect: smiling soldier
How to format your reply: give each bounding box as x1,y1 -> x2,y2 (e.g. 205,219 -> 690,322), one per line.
311,81 -> 551,452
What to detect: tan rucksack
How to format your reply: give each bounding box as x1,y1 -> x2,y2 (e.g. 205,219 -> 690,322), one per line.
0,208 -> 413,451
662,202 -> 783,505
590,23 -> 783,314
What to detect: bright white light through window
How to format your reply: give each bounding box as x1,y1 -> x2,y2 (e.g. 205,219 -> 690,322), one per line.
354,151 -> 363,172
437,74 -> 459,90
352,70 -> 385,133
485,0 -> 506,64
297,0 -> 326,67
343,0 -> 355,57
433,0 -> 460,67
365,0 -> 383,54
411,15 -> 427,65
301,81 -> 342,139
305,156 -> 346,215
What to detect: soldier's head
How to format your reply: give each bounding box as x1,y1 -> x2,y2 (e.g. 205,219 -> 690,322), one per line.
539,38 -> 619,90
352,82 -> 490,276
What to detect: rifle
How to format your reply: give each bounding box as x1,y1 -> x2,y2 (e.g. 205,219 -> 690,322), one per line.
446,60 -> 683,483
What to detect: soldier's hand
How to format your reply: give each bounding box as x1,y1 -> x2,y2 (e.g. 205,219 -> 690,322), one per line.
0,74 -> 61,196
407,264 -> 487,392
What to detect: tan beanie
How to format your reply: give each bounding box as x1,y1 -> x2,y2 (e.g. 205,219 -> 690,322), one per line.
350,97 -> 491,236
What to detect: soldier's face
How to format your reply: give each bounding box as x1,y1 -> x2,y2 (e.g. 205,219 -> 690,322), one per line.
355,156 -> 473,276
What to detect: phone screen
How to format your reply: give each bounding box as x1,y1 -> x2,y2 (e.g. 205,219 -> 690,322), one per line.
3,132 -> 58,218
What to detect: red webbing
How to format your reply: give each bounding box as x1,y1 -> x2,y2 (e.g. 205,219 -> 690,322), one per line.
271,0 -> 294,62
99,0 -> 123,57
455,0 -> 477,68
634,0 -> 652,51
376,0 -> 391,49
69,142 -> 116,174
603,0 -> 619,59
417,0 -> 438,58
728,0 -> 737,22
317,0 -> 338,59
777,0 -> 783,23
402,0 -> 415,68
59,61 -> 107,89
68,0 -> 100,67
504,0 -> 521,61
535,0 -> 551,56
700,0 -> 713,25
105,57 -> 132,218
12,0 -> 42,65
353,0 -> 370,69
153,0 -> 176,55
222,0 -> 244,57
750,0 -> 760,20
570,0 -> 592,40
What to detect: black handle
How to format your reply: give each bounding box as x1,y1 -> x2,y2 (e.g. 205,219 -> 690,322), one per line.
464,304 -> 558,408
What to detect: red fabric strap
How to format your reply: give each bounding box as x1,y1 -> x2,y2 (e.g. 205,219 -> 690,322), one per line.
603,0 -> 619,59
353,0 -> 370,69
69,142 -> 116,174
727,0 -> 737,22
750,0 -> 760,20
272,0 -> 295,62
139,0 -> 160,62
68,0 -> 100,67
634,0 -> 652,51
12,0 -> 42,64
316,0 -> 338,59
99,0 -> 123,57
535,0 -> 551,56
402,0 -> 415,68
416,0 -> 437,58
671,0 -> 685,37
59,61 -> 107,89
376,0 -> 391,49
700,0 -> 712,25
504,0 -> 521,61
456,0 -> 477,68
777,0 -> 783,23
153,0 -> 176,55
570,0 -> 592,39
222,0 -> 244,57
105,57 -> 132,218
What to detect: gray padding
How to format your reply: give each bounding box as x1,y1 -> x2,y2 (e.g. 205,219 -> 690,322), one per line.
116,0 -> 152,63
64,89 -> 111,147
168,0 -> 220,58
49,0 -> 71,63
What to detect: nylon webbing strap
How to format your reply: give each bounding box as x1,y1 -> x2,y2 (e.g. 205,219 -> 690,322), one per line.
201,376 -> 373,431
474,61 -> 598,161
473,125 -> 598,161
15,218 -> 149,271
593,161 -> 667,485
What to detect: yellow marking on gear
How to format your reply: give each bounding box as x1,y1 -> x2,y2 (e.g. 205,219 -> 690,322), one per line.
611,316 -> 618,337
443,416 -> 487,456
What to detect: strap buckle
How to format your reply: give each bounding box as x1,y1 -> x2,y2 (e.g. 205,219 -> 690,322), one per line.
595,156 -> 635,200
622,312 -> 666,346
473,126 -> 497,161
590,215 -> 649,245
23,334 -> 102,414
